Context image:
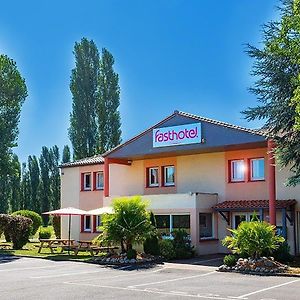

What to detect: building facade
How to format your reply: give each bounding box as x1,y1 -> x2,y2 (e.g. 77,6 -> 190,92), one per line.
60,111 -> 300,255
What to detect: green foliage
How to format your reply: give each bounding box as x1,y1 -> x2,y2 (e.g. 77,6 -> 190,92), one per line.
172,229 -> 194,259
143,212 -> 160,256
20,162 -> 31,210
0,214 -> 32,249
101,196 -> 154,251
62,145 -> 71,163
126,248 -> 137,260
98,48 -> 122,153
159,239 -> 176,260
50,145 -> 60,210
39,226 -> 53,239
272,241 -> 293,263
222,221 -> 285,259
10,154 -> 21,212
28,155 -> 40,213
0,54 -> 27,213
223,254 -> 238,267
52,216 -> 61,238
243,0 -> 300,185
69,38 -> 100,160
12,210 -> 42,236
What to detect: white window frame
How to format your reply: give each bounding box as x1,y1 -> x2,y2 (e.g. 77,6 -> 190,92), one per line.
164,166 -> 175,186
83,173 -> 91,190
84,215 -> 92,232
95,171 -> 104,190
148,167 -> 159,187
199,213 -> 214,240
250,158 -> 265,181
232,212 -> 261,229
230,160 -> 245,182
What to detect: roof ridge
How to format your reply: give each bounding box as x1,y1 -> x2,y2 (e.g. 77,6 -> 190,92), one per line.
60,154 -> 104,168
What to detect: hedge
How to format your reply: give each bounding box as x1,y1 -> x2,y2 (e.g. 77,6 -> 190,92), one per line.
11,210 -> 42,236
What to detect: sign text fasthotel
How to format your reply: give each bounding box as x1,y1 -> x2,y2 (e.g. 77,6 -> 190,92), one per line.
153,123 -> 202,147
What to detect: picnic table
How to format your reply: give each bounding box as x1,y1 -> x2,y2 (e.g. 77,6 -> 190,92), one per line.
38,239 -> 75,254
73,240 -> 119,257
0,243 -> 11,249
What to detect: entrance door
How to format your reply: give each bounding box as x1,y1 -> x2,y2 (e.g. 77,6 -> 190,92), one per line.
232,212 -> 260,229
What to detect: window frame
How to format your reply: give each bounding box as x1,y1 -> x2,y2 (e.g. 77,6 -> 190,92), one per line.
249,157 -> 265,181
229,159 -> 245,183
83,215 -> 92,232
95,171 -> 104,190
83,172 -> 92,191
148,167 -> 159,187
199,212 -> 214,240
163,165 -> 175,187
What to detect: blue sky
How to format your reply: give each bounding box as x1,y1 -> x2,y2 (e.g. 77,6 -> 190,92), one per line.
0,0 -> 278,162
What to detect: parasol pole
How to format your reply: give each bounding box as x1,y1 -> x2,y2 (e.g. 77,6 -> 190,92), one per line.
68,214 -> 71,255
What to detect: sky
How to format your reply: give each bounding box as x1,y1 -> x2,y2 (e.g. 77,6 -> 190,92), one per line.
0,0 -> 279,163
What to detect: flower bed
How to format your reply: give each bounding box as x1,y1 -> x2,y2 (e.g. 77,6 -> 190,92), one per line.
219,256 -> 289,275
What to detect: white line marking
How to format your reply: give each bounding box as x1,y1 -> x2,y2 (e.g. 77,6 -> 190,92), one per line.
237,278 -> 300,299
30,269 -> 107,279
191,258 -> 223,264
128,271 -> 216,288
0,264 -> 69,272
64,281 -> 232,299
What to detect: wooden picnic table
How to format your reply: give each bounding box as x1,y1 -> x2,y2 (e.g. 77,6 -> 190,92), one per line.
38,239 -> 75,254
73,240 -> 119,257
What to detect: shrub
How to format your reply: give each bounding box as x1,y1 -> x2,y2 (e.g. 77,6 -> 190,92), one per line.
52,216 -> 61,238
143,212 -> 160,256
223,254 -> 237,267
101,196 -> 155,252
0,214 -> 32,249
172,229 -> 194,259
159,239 -> 176,260
11,210 -> 42,236
272,241 -> 293,263
222,221 -> 285,259
127,248 -> 137,260
39,227 -> 53,239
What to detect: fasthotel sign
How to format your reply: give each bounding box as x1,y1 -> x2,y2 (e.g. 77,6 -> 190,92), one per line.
153,123 -> 201,147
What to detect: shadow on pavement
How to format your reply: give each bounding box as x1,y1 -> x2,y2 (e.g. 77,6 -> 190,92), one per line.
0,253 -> 21,264
170,254 -> 225,267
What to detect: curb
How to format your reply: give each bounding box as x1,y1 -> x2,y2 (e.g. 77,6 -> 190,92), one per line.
217,269 -> 300,278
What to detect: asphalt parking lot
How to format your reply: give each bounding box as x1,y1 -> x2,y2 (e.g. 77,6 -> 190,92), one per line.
1,255 -> 300,300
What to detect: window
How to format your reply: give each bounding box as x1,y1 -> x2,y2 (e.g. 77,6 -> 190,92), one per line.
84,215 -> 91,232
155,214 -> 190,237
83,173 -> 91,190
148,167 -> 159,187
164,166 -> 175,186
250,158 -> 265,181
199,213 -> 213,239
173,215 -> 190,234
95,172 -> 104,190
95,215 -> 102,232
230,160 -> 245,182
155,215 -> 171,236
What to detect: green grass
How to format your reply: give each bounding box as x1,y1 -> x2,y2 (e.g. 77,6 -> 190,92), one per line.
0,242 -> 100,262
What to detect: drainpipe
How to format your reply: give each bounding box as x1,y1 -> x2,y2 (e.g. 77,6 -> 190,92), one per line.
268,139 -> 276,226
104,157 -> 109,197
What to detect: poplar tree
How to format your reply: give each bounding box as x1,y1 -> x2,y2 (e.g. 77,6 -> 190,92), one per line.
21,163 -> 31,210
0,54 -> 27,213
10,154 -> 21,212
50,145 -> 60,210
98,48 -> 122,153
62,145 -> 71,163
244,0 -> 300,185
68,38 -> 100,160
28,155 -> 40,213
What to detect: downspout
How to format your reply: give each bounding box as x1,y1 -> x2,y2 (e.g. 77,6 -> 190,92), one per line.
104,157 -> 109,197
267,139 -> 276,226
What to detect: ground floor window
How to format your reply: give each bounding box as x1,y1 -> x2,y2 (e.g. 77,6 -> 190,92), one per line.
95,215 -> 102,232
83,215 -> 92,232
199,213 -> 213,239
232,212 -> 261,229
155,214 -> 190,237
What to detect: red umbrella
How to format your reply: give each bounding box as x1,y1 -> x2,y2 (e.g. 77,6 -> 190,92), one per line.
43,207 -> 87,253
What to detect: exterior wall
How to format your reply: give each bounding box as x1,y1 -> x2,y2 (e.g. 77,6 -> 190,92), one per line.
60,166 -> 80,241
225,148 -> 269,201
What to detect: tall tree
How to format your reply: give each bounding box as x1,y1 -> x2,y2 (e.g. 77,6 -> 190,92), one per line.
62,145 -> 71,163
10,154 -> 21,212
39,147 -> 52,224
50,145 -> 60,210
98,48 -> 122,153
0,54 -> 27,213
21,163 -> 31,210
243,0 -> 300,186
28,155 -> 40,213
68,38 -> 100,160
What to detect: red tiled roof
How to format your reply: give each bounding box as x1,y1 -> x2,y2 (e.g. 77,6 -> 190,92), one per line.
213,199 -> 296,210
59,155 -> 104,168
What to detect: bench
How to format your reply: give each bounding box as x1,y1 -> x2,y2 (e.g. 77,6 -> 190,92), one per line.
0,243 -> 11,249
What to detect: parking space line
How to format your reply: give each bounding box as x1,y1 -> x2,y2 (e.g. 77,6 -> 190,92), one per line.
128,271 -> 216,288
30,269 -> 108,279
0,264 -> 69,272
236,278 -> 300,299
64,281 -> 231,299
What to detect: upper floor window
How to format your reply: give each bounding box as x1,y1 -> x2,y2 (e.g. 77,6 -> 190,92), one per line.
95,172 -> 104,190
148,167 -> 159,187
230,160 -> 245,182
83,173 -> 91,190
250,158 -> 265,181
164,166 -> 175,186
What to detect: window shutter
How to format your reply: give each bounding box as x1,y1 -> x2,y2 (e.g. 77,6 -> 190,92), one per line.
81,173 -> 84,191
